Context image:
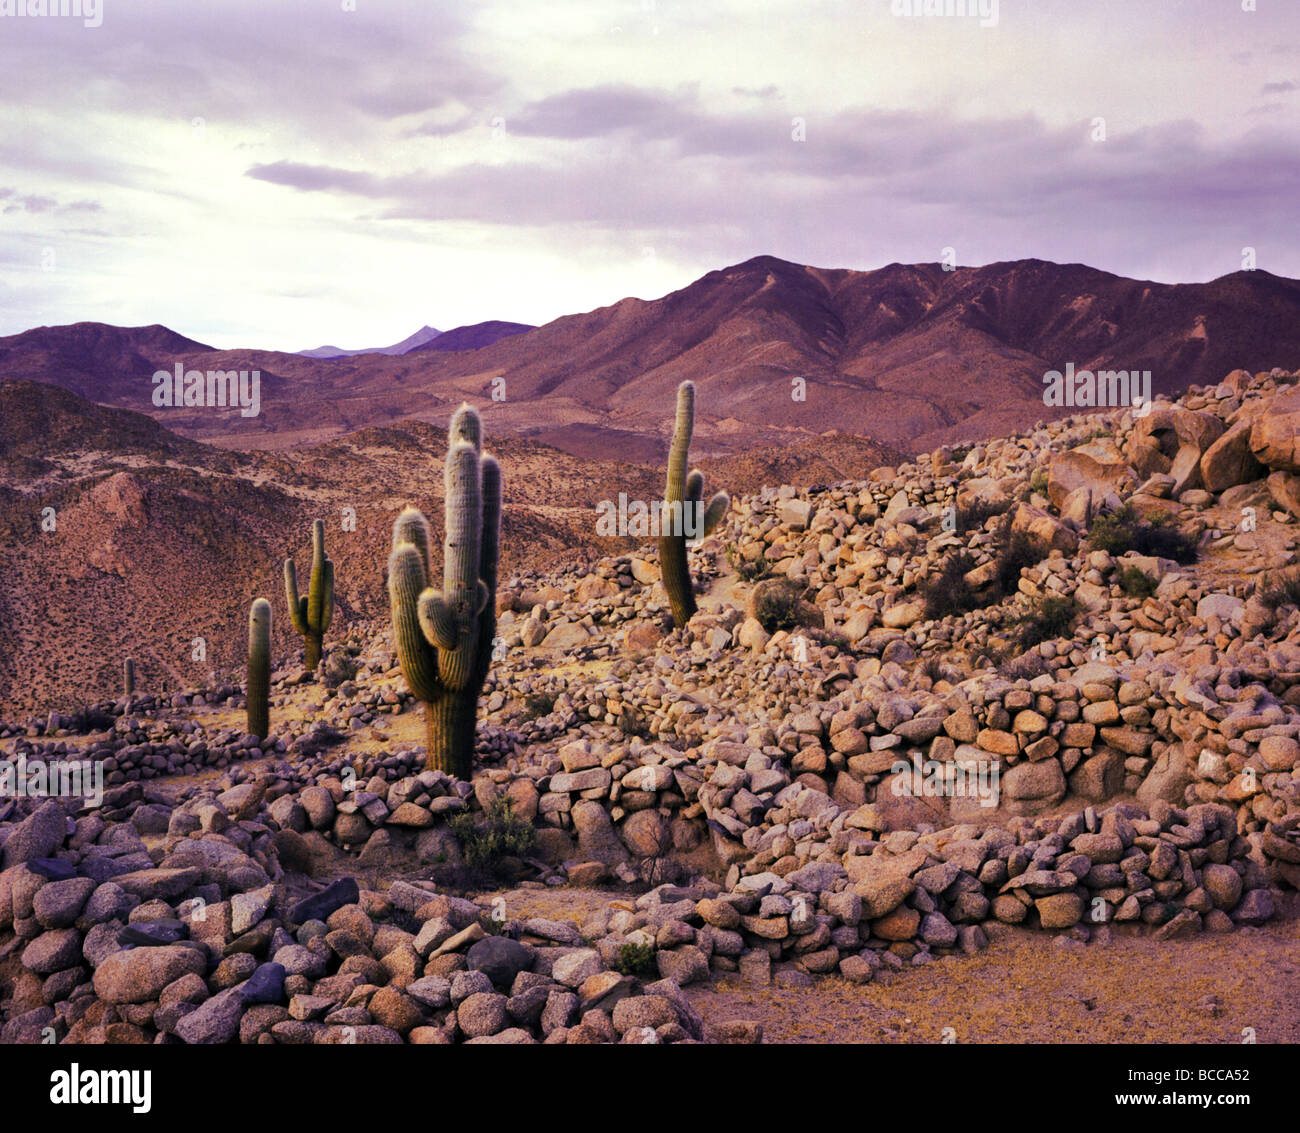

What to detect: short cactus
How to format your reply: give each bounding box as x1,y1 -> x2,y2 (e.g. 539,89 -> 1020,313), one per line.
388,405 -> 501,777
122,657 -> 135,698
284,519 -> 334,670
247,598 -> 271,740
658,381 -> 728,627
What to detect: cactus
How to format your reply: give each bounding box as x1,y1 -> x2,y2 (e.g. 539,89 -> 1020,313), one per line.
658,381 -> 728,627
388,405 -> 501,777
247,598 -> 271,740
122,657 -> 135,698
284,519 -> 334,670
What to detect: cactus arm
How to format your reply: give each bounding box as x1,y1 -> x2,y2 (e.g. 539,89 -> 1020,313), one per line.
393,506 -> 432,574
685,469 -> 704,504
320,560 -> 335,632
388,542 -> 441,703
443,443 -> 483,622
702,490 -> 730,537
306,519 -> 329,634
418,589 -> 459,651
479,454 -> 501,598
284,560 -> 308,635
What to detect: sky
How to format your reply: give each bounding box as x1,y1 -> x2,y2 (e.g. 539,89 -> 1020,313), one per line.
1,0 -> 1297,351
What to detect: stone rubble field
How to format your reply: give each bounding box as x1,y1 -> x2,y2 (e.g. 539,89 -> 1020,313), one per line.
3,367 -> 1300,1044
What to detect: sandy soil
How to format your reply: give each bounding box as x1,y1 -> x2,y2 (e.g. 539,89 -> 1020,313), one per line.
684,896 -> 1300,1044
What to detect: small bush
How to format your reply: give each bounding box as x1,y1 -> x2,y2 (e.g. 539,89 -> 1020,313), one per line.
727,544 -> 771,582
1029,470 -> 1049,496
955,497 -> 1008,532
1088,505 -> 1198,564
748,579 -> 816,633
522,690 -> 557,719
1119,566 -> 1157,599
1260,568 -> 1300,609
922,552 -> 979,620
616,941 -> 657,976
1009,593 -> 1081,651
994,529 -> 1041,596
449,797 -> 536,875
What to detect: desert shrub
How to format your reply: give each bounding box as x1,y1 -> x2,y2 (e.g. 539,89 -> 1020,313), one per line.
615,941 -> 657,976
727,544 -> 771,582
1088,505 -> 1198,564
522,690 -> 557,719
1009,593 -> 1081,651
955,497 -> 1009,532
922,552 -> 980,620
449,797 -> 536,875
1029,470 -> 1049,496
1259,568 -> 1300,609
1119,566 -> 1157,599
993,527 -> 1042,595
748,579 -> 815,633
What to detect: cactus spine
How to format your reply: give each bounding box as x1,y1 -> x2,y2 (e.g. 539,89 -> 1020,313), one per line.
122,657 -> 135,697
284,519 -> 334,670
658,381 -> 728,627
388,405 -> 501,777
247,598 -> 271,740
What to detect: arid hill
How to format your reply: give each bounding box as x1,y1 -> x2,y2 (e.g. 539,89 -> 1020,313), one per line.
3,256 -> 1299,457
0,379 -> 902,716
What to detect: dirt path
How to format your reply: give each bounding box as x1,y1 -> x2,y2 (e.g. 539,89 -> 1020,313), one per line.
685,896 -> 1300,1043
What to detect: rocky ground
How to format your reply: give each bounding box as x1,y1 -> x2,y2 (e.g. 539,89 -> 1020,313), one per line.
3,366 -> 1300,1044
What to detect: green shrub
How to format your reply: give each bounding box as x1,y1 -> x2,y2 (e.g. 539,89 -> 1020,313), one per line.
1029,470 -> 1049,495
615,941 -> 657,976
449,796 -> 536,875
1119,566 -> 1157,599
1009,593 -> 1081,651
1088,505 -> 1198,564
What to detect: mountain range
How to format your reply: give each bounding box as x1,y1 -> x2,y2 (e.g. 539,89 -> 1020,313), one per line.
3,255 -> 1299,459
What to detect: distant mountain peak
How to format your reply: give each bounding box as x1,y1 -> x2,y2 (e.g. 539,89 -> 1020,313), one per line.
297,325 -> 442,359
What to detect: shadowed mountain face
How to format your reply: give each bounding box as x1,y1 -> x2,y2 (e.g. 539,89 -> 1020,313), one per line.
3,256 -> 1299,458
409,320 -> 534,353
0,378 -> 903,715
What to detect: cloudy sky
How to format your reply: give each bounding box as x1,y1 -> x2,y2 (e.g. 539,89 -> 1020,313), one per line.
1,0 -> 1297,350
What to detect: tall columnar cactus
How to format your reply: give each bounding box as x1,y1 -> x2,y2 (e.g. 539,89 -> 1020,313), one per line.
388,405 -> 501,777
122,657 -> 135,698
247,598 -> 271,740
658,381 -> 728,627
284,519 -> 334,670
